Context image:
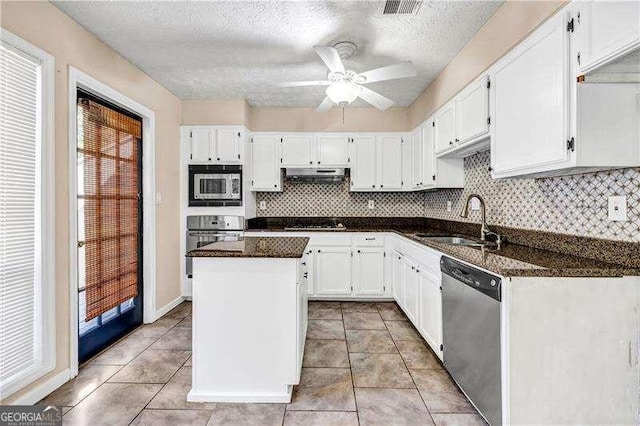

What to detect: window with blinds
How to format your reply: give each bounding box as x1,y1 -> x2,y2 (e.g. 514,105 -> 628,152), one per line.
0,33 -> 54,399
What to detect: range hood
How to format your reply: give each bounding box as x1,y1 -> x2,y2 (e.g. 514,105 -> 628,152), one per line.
285,168 -> 345,183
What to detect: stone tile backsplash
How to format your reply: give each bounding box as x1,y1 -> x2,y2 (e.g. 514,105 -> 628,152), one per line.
256,151 -> 640,242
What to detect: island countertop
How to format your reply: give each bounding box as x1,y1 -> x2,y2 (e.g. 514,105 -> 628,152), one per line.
187,236 -> 310,258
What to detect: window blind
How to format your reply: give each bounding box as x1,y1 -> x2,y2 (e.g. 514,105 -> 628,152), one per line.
0,42 -> 40,387
77,97 -> 142,321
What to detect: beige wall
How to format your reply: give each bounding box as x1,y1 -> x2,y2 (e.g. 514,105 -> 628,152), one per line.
408,1 -> 565,129
0,1 -> 182,403
247,106 -> 409,132
182,99 -> 248,125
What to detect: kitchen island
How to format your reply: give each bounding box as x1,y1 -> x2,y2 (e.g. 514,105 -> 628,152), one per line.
186,236 -> 310,403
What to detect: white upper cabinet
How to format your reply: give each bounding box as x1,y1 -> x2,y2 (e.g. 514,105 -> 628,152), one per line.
316,134 -> 350,167
217,128 -> 243,162
188,126 -> 243,164
377,134 -> 404,190
190,128 -> 214,162
575,0 -> 640,73
350,135 -> 377,190
433,102 -> 456,154
250,134 -> 282,191
281,134 -> 314,167
411,128 -> 424,189
490,11 -> 570,177
455,74 -> 490,146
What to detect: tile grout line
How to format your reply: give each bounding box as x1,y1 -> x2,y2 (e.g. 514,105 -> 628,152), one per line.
381,303 -> 438,425
342,305 -> 361,426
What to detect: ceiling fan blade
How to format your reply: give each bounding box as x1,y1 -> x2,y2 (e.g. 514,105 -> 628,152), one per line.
276,80 -> 332,87
316,96 -> 334,113
358,61 -> 417,83
359,87 -> 394,111
313,45 -> 346,74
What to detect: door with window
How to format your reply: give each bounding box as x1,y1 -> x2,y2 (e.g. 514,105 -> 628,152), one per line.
76,90 -> 143,363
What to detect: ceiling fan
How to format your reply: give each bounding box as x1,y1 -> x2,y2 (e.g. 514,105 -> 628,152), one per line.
278,41 -> 417,112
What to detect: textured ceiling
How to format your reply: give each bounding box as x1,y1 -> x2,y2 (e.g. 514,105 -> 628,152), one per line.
53,1 -> 502,108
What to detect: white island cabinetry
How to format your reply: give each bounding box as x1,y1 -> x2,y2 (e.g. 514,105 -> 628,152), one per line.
188,237 -> 309,403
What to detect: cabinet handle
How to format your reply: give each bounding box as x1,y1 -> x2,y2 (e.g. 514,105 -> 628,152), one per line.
372,184 -> 375,188
303,272 -> 308,278
208,157 -> 212,161
357,250 -> 361,253
449,141 -> 453,146
302,261 -> 306,265
309,161 -> 313,164
411,266 -> 415,270
488,166 -> 493,172
416,269 -> 420,273
455,138 -> 459,143
317,161 -> 321,164
274,184 -> 277,188
380,184 -> 384,188
365,238 -> 375,241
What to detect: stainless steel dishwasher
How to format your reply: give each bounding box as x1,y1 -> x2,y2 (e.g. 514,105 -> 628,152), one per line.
441,256 -> 502,426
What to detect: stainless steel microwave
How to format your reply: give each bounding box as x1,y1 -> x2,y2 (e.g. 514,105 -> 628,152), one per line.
188,165 -> 242,207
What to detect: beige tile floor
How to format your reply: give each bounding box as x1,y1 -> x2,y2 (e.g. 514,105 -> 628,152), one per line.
41,301 -> 486,425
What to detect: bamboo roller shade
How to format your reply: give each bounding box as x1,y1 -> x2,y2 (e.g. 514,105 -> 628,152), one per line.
78,98 -> 142,321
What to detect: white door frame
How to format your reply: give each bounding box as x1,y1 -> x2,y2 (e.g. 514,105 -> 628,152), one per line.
67,66 -> 157,376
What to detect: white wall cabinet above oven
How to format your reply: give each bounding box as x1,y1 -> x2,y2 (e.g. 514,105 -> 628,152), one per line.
188,126 -> 244,164
280,133 -> 350,168
489,5 -> 639,179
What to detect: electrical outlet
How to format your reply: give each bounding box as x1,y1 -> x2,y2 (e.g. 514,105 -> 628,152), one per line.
259,201 -> 267,210
368,200 -> 375,210
446,201 -> 453,212
608,196 -> 628,221
470,197 -> 481,211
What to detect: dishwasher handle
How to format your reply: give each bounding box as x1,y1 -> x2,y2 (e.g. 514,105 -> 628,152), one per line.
441,256 -> 501,302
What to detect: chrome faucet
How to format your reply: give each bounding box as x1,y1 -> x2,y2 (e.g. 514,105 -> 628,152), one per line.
460,194 -> 502,245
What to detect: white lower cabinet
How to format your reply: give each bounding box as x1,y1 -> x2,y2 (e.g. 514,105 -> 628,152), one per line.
392,251 -> 404,303
417,268 -> 442,357
313,246 -> 352,296
401,257 -> 419,324
353,247 -> 385,296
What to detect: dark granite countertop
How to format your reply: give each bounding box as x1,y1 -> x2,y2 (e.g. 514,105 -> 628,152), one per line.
187,236 -> 309,259
246,217 -> 639,278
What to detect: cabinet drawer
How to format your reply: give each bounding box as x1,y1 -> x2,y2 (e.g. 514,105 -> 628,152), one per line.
309,234 -> 352,246
353,235 -> 384,247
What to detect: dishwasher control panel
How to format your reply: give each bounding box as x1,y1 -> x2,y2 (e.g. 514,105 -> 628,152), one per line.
440,257 -> 501,301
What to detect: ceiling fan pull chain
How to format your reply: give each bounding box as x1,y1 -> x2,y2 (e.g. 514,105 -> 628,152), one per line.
342,107 -> 345,125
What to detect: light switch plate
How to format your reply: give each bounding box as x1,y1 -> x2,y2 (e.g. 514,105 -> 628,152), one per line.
368,200 -> 375,210
608,196 -> 628,221
446,201 -> 453,212
470,197 -> 481,211
155,192 -> 162,204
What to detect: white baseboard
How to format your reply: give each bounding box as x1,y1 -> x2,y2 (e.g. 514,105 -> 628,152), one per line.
9,369 -> 72,405
187,386 -> 292,403
154,295 -> 185,320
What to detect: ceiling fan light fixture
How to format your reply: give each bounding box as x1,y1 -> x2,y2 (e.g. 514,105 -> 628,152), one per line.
325,81 -> 361,107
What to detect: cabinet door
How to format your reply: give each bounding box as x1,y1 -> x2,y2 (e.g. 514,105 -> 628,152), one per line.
392,252 -> 404,304
377,134 -> 403,190
190,128 -> 214,162
455,75 -> 489,145
491,12 -> 570,175
434,102 -> 456,154
282,134 -> 314,167
351,135 -> 377,190
217,128 -> 243,162
316,134 -> 349,167
418,268 -> 442,356
411,128 -> 423,189
578,1 -> 640,72
314,247 -> 352,295
353,247 -> 385,296
402,258 -> 419,323
422,122 -> 436,188
251,135 -> 281,191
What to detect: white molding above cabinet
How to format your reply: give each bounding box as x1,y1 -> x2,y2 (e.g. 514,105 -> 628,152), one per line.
187,125 -> 244,164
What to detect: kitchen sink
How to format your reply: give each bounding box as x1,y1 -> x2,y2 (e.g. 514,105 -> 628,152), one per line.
414,235 -> 492,247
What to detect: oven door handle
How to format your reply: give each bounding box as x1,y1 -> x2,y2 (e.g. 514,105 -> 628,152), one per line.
187,232 -> 241,237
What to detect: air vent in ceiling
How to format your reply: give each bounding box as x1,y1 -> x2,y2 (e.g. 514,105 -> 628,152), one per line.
383,0 -> 421,15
